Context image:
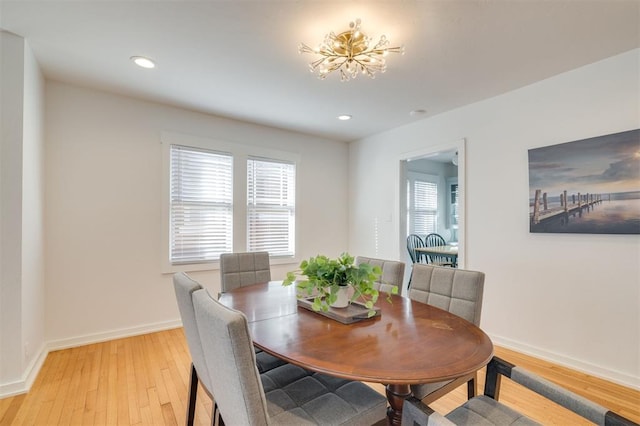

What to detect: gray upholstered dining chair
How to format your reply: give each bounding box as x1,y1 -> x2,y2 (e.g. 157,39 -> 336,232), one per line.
401,356 -> 639,426
173,272 -> 218,426
218,251 -> 286,373
191,287 -> 388,425
173,272 -> 286,426
219,251 -> 271,292
355,255 -> 405,293
408,264 -> 485,404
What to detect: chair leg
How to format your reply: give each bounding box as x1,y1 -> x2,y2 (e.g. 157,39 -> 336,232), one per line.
211,402 -> 223,426
187,363 -> 198,426
467,372 -> 477,399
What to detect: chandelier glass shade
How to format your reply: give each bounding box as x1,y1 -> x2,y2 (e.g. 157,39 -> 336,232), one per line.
299,19 -> 404,81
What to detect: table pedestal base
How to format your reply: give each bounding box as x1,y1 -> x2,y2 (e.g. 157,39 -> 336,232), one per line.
385,384 -> 412,425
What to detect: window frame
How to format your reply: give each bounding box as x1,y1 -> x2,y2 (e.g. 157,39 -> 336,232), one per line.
161,131 -> 300,273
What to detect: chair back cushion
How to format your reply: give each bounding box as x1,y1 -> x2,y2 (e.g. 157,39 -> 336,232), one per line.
192,289 -> 270,426
355,256 -> 405,292
220,251 -> 271,292
408,264 -> 484,325
172,272 -> 213,393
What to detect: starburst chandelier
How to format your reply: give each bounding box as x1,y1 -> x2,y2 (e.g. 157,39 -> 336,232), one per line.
299,19 -> 404,81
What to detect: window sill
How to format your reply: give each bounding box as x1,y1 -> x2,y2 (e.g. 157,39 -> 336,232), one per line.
161,255 -> 299,275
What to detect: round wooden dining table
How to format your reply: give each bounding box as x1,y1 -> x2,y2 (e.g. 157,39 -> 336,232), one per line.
218,281 -> 493,425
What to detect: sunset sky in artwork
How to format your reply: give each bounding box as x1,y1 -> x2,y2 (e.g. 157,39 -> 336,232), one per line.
528,129 -> 640,198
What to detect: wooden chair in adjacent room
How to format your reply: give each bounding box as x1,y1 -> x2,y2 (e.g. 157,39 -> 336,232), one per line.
424,233 -> 455,267
406,234 -> 427,264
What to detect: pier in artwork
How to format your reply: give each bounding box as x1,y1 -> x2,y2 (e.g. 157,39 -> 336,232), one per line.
530,189 -> 605,225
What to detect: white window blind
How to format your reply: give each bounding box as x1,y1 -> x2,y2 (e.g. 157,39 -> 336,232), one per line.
170,145 -> 233,264
247,158 -> 295,257
408,176 -> 438,236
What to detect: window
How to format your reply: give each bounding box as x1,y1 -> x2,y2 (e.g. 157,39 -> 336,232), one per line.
247,158 -> 296,257
162,131 -> 299,271
448,178 -> 459,242
169,145 -> 233,264
407,173 -> 438,236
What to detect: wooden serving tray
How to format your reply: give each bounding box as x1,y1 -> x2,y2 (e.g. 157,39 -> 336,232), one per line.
296,297 -> 382,324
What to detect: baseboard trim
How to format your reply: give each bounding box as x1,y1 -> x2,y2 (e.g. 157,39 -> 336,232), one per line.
0,342 -> 48,399
46,319 -> 182,352
0,319 -> 182,399
491,334 -> 640,390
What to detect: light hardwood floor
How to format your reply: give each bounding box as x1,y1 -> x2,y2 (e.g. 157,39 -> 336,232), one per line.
1,328 -> 638,425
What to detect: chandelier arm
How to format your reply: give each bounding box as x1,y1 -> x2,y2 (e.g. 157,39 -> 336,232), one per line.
351,55 -> 386,70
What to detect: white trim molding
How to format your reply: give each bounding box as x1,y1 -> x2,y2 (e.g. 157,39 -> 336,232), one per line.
491,333 -> 640,390
47,319 -> 183,352
0,342 -> 48,398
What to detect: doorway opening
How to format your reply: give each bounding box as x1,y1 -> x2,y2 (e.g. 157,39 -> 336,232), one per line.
397,140 -> 465,289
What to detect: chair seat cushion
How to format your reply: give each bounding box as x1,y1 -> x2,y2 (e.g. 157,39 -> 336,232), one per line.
262,363 -> 387,425
255,348 -> 288,373
446,395 -> 540,426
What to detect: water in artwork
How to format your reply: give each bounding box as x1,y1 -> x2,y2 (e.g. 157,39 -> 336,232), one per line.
530,193 -> 640,234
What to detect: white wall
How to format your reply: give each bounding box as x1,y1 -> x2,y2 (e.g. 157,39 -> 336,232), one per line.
44,82 -> 349,347
0,30 -> 25,392
21,34 -> 46,381
348,49 -> 640,388
0,32 -> 46,396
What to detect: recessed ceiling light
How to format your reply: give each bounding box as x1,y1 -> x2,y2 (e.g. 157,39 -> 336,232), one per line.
131,56 -> 156,69
337,115 -> 352,121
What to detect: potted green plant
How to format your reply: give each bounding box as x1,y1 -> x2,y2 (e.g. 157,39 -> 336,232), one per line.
282,252 -> 398,317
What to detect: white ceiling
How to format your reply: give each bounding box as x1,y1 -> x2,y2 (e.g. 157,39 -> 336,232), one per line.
1,1 -> 638,142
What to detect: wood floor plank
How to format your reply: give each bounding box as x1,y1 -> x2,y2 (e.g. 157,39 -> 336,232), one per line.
0,394 -> 25,425
1,328 -> 637,426
93,342 -> 110,426
131,334 -> 150,411
160,367 -> 186,424
146,386 -> 165,426
123,337 -> 141,425
160,402 -> 178,426
138,403 -> 154,426
116,342 -> 131,426
104,345 -> 118,426
83,388 -> 98,426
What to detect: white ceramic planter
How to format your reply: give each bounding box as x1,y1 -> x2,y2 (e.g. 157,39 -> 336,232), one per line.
331,286 -> 351,308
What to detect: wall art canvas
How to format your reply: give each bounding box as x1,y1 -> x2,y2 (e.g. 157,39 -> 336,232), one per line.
528,128 -> 640,234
